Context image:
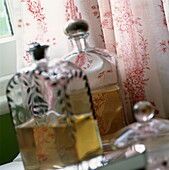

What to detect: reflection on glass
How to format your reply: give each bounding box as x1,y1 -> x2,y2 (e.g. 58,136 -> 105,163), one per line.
110,101 -> 169,170
0,0 -> 13,38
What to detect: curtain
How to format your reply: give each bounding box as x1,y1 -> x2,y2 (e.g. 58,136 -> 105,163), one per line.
11,0 -> 169,123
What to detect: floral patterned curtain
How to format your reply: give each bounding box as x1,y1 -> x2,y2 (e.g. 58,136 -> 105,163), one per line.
10,0 -> 169,123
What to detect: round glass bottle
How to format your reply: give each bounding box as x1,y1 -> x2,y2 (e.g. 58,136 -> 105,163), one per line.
63,19 -> 127,140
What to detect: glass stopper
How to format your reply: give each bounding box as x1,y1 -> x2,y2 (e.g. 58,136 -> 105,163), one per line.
133,101 -> 155,123
27,42 -> 49,60
64,19 -> 89,37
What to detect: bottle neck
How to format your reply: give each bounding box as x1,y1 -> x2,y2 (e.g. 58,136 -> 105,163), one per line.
30,48 -> 48,71
69,33 -> 89,52
34,58 -> 48,72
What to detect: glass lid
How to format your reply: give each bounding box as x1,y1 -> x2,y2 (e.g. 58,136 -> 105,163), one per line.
110,101 -> 169,149
108,101 -> 169,169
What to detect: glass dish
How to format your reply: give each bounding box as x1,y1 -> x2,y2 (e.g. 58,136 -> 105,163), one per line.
109,101 -> 169,169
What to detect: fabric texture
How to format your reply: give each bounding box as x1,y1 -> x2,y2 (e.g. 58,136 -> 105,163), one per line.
10,0 -> 169,123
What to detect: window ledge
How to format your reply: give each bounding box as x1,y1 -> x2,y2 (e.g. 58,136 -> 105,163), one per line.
0,96 -> 9,115
0,74 -> 13,115
0,36 -> 15,44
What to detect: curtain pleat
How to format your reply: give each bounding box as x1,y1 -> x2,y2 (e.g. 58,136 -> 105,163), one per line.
11,0 -> 169,125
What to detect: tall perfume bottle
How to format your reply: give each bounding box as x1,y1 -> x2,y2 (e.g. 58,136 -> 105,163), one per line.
63,19 -> 126,139
6,43 -> 103,169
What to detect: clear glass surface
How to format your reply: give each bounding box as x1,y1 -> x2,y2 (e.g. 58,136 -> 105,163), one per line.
64,31 -> 127,140
109,101 -> 169,169
6,44 -> 103,169
0,0 -> 13,38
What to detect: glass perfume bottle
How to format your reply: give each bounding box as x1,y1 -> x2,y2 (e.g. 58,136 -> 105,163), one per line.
6,43 -> 103,169
110,101 -> 169,169
63,19 -> 126,140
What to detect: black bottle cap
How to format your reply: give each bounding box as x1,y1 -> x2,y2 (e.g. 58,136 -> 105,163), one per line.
27,42 -> 49,61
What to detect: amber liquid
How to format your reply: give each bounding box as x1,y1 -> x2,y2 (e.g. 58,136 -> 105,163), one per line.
16,114 -> 102,170
69,85 -> 125,139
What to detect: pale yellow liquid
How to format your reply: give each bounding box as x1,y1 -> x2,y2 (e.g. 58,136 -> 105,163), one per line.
16,114 -> 102,170
69,85 -> 125,139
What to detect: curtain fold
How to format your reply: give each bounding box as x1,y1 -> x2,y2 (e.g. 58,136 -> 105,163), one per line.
10,0 -> 169,123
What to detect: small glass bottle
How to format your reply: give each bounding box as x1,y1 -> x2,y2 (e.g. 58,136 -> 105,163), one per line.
6,43 -> 103,169
63,19 -> 126,140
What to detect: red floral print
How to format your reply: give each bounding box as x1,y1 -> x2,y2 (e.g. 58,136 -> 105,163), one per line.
160,40 -> 169,53
21,0 -> 47,33
123,35 -> 149,104
114,10 -> 135,32
75,53 -> 93,69
46,37 -> 57,46
91,5 -> 100,19
34,127 -> 48,161
91,4 -> 105,44
93,93 -> 105,113
97,70 -> 113,79
23,52 -> 32,66
101,11 -> 114,30
99,32 -> 105,44
17,19 -> 30,28
159,0 -> 167,26
114,1 -> 150,106
65,0 -> 82,21
96,114 -> 106,135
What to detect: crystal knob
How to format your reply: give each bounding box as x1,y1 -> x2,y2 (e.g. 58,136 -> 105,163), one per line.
133,101 -> 155,123
27,42 -> 49,60
64,19 -> 89,37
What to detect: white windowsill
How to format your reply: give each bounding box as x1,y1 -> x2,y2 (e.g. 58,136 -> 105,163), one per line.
0,96 -> 9,115
0,36 -> 15,44
0,74 -> 13,115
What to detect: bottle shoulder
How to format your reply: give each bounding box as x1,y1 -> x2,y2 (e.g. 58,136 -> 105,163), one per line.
64,47 -> 117,62
64,47 -> 118,89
